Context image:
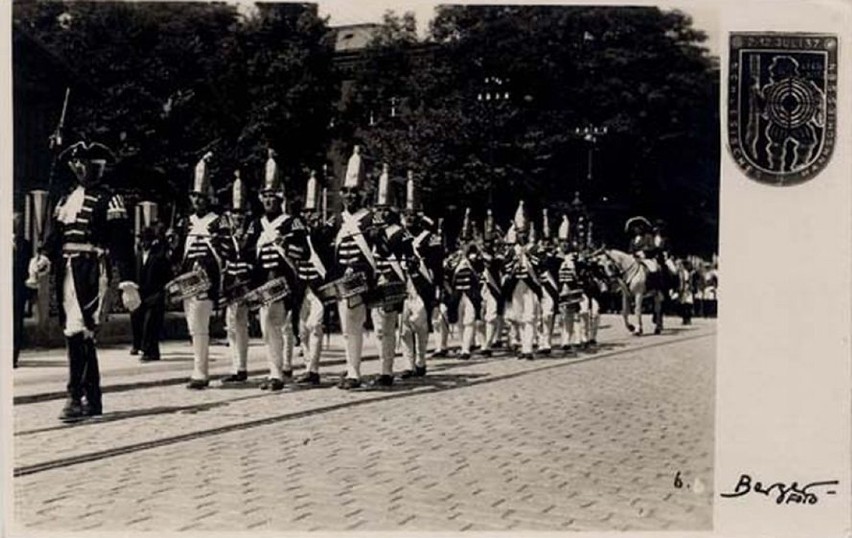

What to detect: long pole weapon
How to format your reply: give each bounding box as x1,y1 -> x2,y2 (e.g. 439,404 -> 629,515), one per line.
38,87 -> 71,249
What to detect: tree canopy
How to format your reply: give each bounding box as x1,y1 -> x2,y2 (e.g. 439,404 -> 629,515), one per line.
337,6 -> 719,254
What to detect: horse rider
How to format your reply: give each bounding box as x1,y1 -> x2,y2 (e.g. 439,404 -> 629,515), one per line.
477,208 -> 505,357
332,145 -> 377,390
535,209 -> 560,356
445,208 -> 482,360
241,149 -> 309,391
289,169 -> 332,385
368,164 -> 411,387
30,140 -> 141,420
171,151 -> 228,390
399,170 -> 435,378
503,201 -> 542,360
220,170 -> 252,384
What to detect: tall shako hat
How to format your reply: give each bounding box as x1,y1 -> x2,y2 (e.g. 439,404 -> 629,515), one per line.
343,145 -> 364,189
542,208 -> 551,240
529,220 -> 537,243
405,169 -> 418,212
376,163 -> 391,207
483,208 -> 495,242
460,207 -> 472,241
262,148 -> 283,198
304,169 -> 320,211
513,200 -> 528,232
232,170 -> 246,211
558,214 -> 570,241
192,151 -> 215,199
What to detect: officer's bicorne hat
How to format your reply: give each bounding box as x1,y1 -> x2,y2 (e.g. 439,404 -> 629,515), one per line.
304,169 -> 320,212
261,148 -> 284,199
60,140 -> 117,180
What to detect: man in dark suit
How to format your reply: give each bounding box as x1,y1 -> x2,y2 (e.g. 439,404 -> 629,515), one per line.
131,226 -> 172,361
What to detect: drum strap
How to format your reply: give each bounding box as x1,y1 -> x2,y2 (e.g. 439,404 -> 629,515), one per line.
306,235 -> 327,280
336,210 -> 377,272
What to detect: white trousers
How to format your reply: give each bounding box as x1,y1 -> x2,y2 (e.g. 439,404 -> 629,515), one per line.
457,294 -> 477,354
184,297 -> 213,381
298,287 -> 324,373
371,308 -> 399,376
401,285 -> 429,369
510,281 -> 539,355
225,302 -> 249,372
536,292 -> 555,351
260,300 -> 294,380
338,300 -> 367,379
62,258 -> 108,338
433,303 -> 450,352
479,285 -> 500,352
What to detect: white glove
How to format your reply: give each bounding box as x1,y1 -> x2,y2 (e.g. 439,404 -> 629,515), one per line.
26,255 -> 51,289
119,282 -> 142,312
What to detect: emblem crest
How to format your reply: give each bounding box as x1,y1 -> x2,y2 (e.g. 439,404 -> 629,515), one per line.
728,33 -> 837,185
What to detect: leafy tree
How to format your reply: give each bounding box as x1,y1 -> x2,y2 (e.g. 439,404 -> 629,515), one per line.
337,6 -> 719,255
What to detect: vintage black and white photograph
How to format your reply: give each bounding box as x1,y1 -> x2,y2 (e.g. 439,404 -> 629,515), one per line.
11,0 -> 719,532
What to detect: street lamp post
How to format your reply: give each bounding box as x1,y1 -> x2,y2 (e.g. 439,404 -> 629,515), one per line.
478,75 -> 510,208
573,124 -> 608,183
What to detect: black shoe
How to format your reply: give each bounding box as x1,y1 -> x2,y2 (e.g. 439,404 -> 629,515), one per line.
260,378 -> 285,391
521,353 -> 535,361
373,374 -> 394,387
140,355 -> 160,362
82,401 -> 103,417
295,371 -> 320,385
338,377 -> 361,390
479,349 -> 492,358
59,398 -> 84,421
431,349 -> 448,358
493,341 -> 504,349
129,348 -> 140,356
186,379 -> 209,390
589,339 -> 597,346
561,344 -> 571,351
282,370 -> 293,379
459,353 -> 471,360
221,371 -> 248,383
400,369 -> 416,379
414,365 -> 427,377
538,348 -> 551,356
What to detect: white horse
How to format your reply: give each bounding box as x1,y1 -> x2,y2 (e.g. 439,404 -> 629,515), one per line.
594,249 -> 666,336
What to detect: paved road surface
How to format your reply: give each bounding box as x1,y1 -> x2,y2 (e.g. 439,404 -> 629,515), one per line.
13,314 -> 715,532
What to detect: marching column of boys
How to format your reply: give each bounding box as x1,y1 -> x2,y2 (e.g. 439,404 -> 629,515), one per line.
241,149 -> 309,391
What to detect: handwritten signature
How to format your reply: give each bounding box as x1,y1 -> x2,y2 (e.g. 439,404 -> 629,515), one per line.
720,474 -> 838,505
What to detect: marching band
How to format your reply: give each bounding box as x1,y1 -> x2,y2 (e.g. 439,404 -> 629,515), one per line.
28,139 -> 704,419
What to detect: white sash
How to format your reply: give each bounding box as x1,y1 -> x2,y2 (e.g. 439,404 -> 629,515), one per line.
335,210 -> 377,272
306,235 -> 327,279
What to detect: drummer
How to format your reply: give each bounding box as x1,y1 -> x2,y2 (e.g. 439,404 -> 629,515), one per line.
369,164 -> 412,387
173,152 -> 228,389
241,149 -> 309,391
293,169 -> 333,386
332,145 -> 377,390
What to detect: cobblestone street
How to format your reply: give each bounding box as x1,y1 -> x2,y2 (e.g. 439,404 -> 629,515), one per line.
13,314 -> 715,532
